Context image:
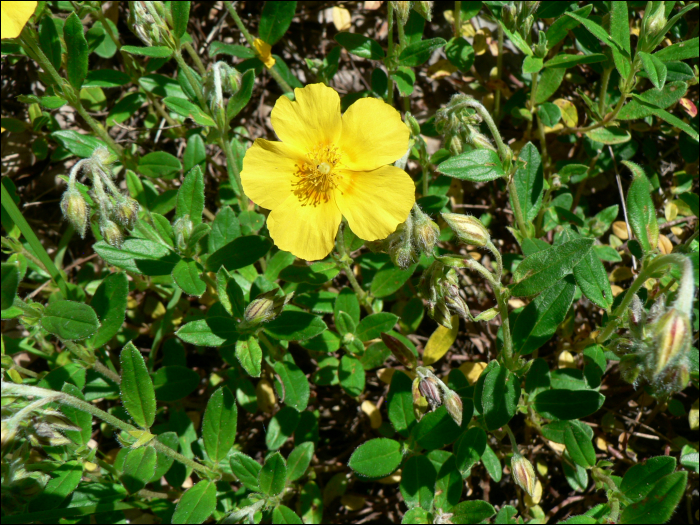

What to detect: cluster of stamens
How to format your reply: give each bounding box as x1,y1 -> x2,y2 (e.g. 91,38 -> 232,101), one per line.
292,143 -> 342,207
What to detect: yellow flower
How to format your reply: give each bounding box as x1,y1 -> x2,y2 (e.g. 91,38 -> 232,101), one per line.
241,83 -> 415,261
253,38 -> 276,69
1,1 -> 36,39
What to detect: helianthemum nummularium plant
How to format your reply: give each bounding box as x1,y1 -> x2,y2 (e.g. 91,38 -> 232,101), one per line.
241,83 -> 416,260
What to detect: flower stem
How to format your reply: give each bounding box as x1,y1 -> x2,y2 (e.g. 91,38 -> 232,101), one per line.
218,136 -> 247,211
173,50 -> 207,108
454,1 -> 462,38
183,41 -> 207,76
494,25 -> 504,121
1,184 -> 70,299
336,223 -> 373,314
387,5 -> 395,107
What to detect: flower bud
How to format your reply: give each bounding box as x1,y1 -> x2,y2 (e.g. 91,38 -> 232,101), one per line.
1,420 -> 18,454
511,454 -> 536,498
173,215 -> 193,251
61,188 -> 90,238
448,134 -> 462,156
443,389 -> 463,426
445,293 -> 471,322
441,213 -> 490,247
412,1 -> 433,22
619,354 -> 641,384
243,290 -> 293,326
390,243 -> 417,270
501,4 -> 516,30
653,361 -> 690,395
465,125 -> 496,152
419,376 -> 442,408
91,146 -> 118,169
113,197 -> 140,230
392,1 -> 411,25
412,377 -> 429,419
652,308 -> 691,376
381,332 -> 417,369
522,2 -> 540,19
643,7 -> 666,39
405,112 -> 421,137
100,218 -> 123,248
413,208 -> 440,255
521,15 -> 534,38
473,307 -> 499,322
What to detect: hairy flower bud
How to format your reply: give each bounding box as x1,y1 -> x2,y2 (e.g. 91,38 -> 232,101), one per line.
652,308 -> 691,376
441,213 -> 490,247
412,1 -> 433,22
419,376 -> 442,408
381,332 -> 417,369
619,354 -> 642,384
443,389 -> 463,426
100,218 -> 123,248
653,361 -> 690,395
643,6 -> 666,40
113,197 -> 140,230
392,1 -> 411,25
243,290 -> 293,327
473,307 -> 499,322
465,125 -> 496,152
511,454 -> 536,498
61,188 -> 89,238
413,208 -> 440,255
405,112 -> 421,137
173,215 -> 193,251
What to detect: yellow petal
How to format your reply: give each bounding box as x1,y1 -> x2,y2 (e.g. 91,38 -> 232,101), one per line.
422,316 -> 459,365
267,194 -> 341,261
332,6 -> 352,31
271,83 -> 342,153
335,165 -> 414,241
1,1 -> 36,40
241,138 -> 301,210
339,97 -> 409,171
253,38 -> 276,69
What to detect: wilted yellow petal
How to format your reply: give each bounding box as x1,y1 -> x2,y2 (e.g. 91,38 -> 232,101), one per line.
596,436 -> 609,451
610,266 -> 634,282
612,221 -> 629,240
361,400 -> 382,429
341,494 -> 366,510
611,284 -> 624,297
459,361 -> 488,384
256,379 -> 276,413
557,350 -> 576,369
658,234 -> 673,254
1,1 -> 36,40
332,6 -> 352,31
377,367 -> 395,384
253,38 -> 276,69
422,316 -> 459,365
671,226 -> 684,237
473,30 -> 489,55
524,479 -> 543,506
689,399 -> 698,431
378,471 -> 401,484
428,58 -> 458,79
554,98 -> 578,128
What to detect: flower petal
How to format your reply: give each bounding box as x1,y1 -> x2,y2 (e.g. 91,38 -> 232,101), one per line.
335,165 -> 415,241
267,194 -> 341,261
1,2 -> 37,40
339,98 -> 409,171
241,138 -> 303,210
270,83 -> 342,152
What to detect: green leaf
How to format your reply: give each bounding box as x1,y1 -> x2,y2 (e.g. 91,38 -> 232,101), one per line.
236,335 -> 263,377
348,438 -> 402,478
278,261 -> 339,285
265,311 -> 327,341
153,365 -> 200,401
639,51 -> 667,90
544,53 -> 606,69
620,456 -> 677,502
63,13 -> 88,90
334,32 -> 385,60
41,300 -> 100,340
259,452 -> 287,496
512,275 -> 576,355
387,371 -> 416,436
120,342 -> 156,428
585,127 -> 632,145
121,446 -> 157,493
535,67 -> 565,104
391,66 -> 415,96
176,317 -> 238,347
171,480 -> 217,524
106,92 -> 146,127
450,500 -> 496,524
401,455 -> 437,511
445,37 -> 475,71
610,2 -> 631,55
435,455 -> 462,511
230,453 -> 261,491
176,166 -> 204,224
574,246 -> 613,309
679,193 -> 699,218
355,312 -> 398,342
28,461 -> 83,511
415,406 -> 462,450
60,384 -> 91,446
511,238 -> 594,297
335,288 -> 361,327
206,235 -> 272,272
624,163 -> 659,253
534,389 -> 605,420
170,1 -> 190,38
259,1 -> 297,45
371,263 -> 416,298
620,472 -> 687,524
183,133 -> 206,174
1,262 -> 20,310
172,259 -> 206,297
437,149 -> 506,182
618,81 -> 688,120
480,363 -> 520,431
512,142 -> 543,222
266,406 -> 300,450
287,442 -> 315,482
339,355 -> 365,397
455,427 -> 487,476
202,386 -> 238,462
209,42 -> 256,58
264,250 -> 296,281
94,239 -> 181,276
272,505 -> 303,524
648,106 -> 699,142
273,352 -> 310,411
121,45 -> 173,58
565,11 -> 620,50
163,97 -> 216,126
138,151 -> 182,179
522,55 -> 544,74
564,421 -> 597,468
537,102 -> 561,127
545,4 -> 593,48
654,36 -> 699,62
399,37 -> 446,67
51,130 -> 109,158
227,69 -> 256,121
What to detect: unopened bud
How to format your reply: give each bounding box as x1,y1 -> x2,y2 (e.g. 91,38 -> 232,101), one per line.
412,1 -> 433,22
100,219 -> 123,248
405,112 -> 421,137
173,215 -> 193,250
534,30 -> 547,58
443,389 -> 463,426
644,7 -> 666,39
502,4 -> 516,30
511,454 -> 536,498
413,209 -> 440,255
381,332 -> 417,369
113,197 -> 139,230
522,15 -> 534,38
412,377 -> 429,419
473,307 -> 498,322
445,293 -> 471,322
441,213 -> 490,247
390,243 -> 416,270
522,2 -> 540,19
419,376 -> 442,408
448,134 -> 462,156
91,146 -> 118,169
465,125 -> 496,152
1,420 -> 17,453
652,308 -> 691,376
244,290 -> 277,325
392,1 -> 411,25
619,354 -> 641,384
61,188 -> 89,238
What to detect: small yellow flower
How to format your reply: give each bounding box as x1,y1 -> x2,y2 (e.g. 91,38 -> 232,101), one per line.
1,1 -> 37,39
241,83 -> 415,261
253,38 -> 276,69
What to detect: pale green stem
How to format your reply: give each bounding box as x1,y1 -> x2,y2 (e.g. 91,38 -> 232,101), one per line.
494,25 -> 504,121
183,41 -> 207,75
504,424 -> 519,451
218,137 -> 247,210
454,1 -> 462,38
173,50 -> 207,108
387,5 -> 395,107
2,383 -> 212,477
598,67 -> 613,115
63,339 -> 121,384
336,223 -> 373,314
486,239 -> 503,282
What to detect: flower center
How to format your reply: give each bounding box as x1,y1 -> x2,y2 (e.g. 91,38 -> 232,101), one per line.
293,143 -> 342,207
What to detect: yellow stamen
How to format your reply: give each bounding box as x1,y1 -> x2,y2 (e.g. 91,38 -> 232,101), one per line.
293,144 -> 342,206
